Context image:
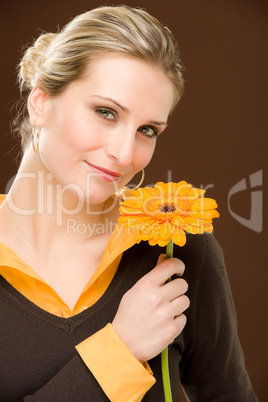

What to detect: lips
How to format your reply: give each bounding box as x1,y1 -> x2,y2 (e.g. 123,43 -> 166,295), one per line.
85,162 -> 121,182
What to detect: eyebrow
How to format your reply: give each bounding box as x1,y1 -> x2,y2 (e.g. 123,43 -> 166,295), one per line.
90,95 -> 168,127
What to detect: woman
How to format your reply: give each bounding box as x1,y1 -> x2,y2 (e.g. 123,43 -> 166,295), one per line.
0,5 -> 257,401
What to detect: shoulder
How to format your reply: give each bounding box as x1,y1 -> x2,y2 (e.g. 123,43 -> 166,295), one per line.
123,233 -> 226,297
131,232 -> 224,280
174,232 -> 223,263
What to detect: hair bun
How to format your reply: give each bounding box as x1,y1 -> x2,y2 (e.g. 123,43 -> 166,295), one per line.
19,33 -> 57,91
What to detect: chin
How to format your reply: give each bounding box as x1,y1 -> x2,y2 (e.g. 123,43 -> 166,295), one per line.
82,184 -> 116,204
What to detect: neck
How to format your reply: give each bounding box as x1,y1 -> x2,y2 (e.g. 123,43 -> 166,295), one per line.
1,154 -> 120,253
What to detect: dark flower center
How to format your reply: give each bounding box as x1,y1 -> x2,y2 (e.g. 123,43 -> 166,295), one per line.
159,203 -> 176,213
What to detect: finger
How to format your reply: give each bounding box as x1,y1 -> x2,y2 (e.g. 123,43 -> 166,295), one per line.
174,313 -> 187,333
163,278 -> 188,301
156,254 -> 166,265
169,295 -> 190,318
149,258 -> 185,285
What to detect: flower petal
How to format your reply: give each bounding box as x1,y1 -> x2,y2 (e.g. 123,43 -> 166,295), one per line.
158,237 -> 170,247
171,215 -> 184,226
192,198 -> 218,211
119,180 -> 219,248
172,230 -> 186,246
160,221 -> 173,240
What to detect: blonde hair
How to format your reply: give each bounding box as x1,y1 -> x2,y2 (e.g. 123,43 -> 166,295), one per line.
16,5 -> 184,151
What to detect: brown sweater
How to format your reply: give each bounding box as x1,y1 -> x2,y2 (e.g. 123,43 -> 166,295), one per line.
0,233 -> 258,401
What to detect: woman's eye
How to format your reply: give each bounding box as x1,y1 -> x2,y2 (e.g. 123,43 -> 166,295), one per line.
96,108 -> 116,120
139,125 -> 158,138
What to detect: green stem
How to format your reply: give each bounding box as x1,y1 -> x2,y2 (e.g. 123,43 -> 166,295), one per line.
166,239 -> 174,260
161,239 -> 174,402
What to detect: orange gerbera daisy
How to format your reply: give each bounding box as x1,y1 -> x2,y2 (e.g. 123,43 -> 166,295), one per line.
119,181 -> 219,247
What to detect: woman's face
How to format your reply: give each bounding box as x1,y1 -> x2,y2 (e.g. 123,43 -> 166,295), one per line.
34,54 -> 174,204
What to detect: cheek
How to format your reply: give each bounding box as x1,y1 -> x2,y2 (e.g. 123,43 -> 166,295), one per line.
62,114 -> 107,154
134,142 -> 156,170
41,114 -> 100,158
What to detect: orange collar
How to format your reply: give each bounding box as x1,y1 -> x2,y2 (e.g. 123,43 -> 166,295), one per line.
0,195 -> 136,317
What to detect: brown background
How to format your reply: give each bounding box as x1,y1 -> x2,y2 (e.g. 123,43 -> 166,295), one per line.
0,0 -> 267,400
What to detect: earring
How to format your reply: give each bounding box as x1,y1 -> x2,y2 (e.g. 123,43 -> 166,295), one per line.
114,169 -> 145,200
131,168 -> 145,190
32,124 -> 40,153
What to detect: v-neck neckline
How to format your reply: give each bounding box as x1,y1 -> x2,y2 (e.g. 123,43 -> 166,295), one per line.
0,244 -> 138,332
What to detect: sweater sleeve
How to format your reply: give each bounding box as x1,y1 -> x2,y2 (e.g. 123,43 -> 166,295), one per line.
23,324 -> 155,402
180,233 -> 258,401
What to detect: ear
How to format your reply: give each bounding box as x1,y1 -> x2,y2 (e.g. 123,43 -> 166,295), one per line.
27,87 -> 47,126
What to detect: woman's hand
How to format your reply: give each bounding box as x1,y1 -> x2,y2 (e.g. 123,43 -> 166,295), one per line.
112,255 -> 190,363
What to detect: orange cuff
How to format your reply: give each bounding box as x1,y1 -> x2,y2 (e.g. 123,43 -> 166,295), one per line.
75,323 -> 155,402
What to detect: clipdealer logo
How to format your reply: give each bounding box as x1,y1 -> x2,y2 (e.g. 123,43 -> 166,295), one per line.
228,170 -> 263,233
4,169 -> 263,233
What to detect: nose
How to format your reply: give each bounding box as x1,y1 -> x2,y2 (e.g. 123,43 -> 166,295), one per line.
106,126 -> 136,167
